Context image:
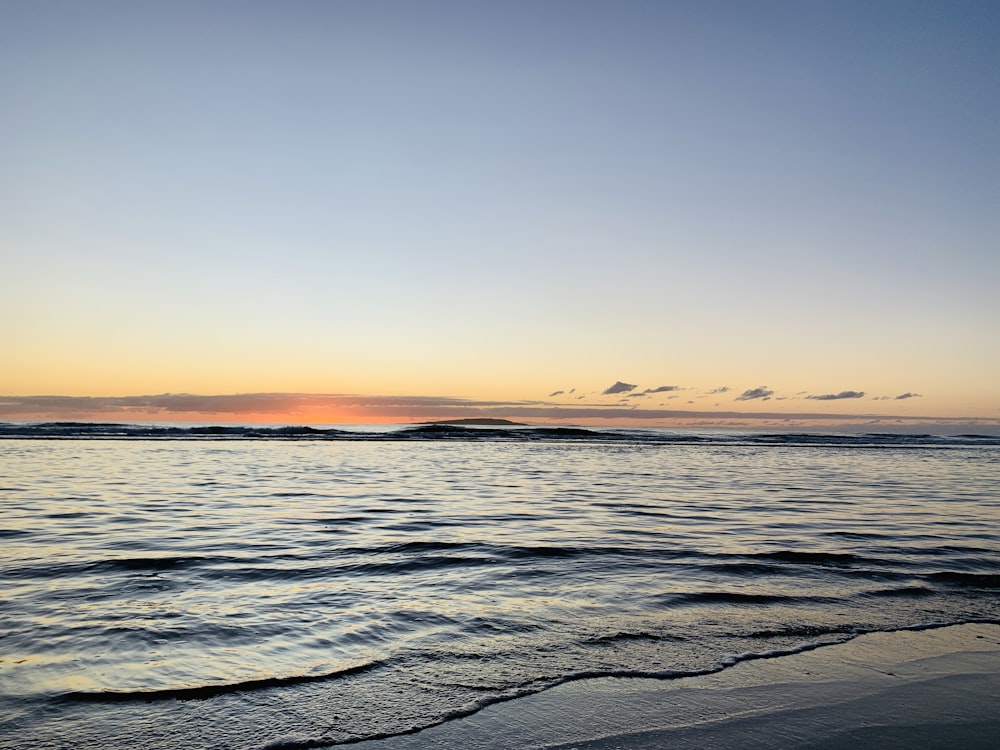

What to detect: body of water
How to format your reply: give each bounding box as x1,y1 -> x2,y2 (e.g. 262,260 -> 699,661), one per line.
1,425 -> 998,748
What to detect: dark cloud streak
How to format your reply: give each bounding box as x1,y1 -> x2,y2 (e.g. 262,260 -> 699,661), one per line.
643,385 -> 680,394
602,381 -> 637,395
736,386 -> 774,401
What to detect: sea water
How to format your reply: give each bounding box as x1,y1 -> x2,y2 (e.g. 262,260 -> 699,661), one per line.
1,425 -> 998,749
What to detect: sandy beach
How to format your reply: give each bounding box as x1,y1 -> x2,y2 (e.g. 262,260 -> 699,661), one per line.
352,623 -> 1000,750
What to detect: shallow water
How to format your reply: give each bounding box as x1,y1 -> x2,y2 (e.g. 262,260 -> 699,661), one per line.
1,428 -> 998,748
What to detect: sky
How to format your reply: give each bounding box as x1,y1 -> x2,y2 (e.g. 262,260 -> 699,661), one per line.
2,1 -> 998,430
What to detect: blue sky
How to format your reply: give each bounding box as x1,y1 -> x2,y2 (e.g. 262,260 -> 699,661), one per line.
2,1 -> 998,426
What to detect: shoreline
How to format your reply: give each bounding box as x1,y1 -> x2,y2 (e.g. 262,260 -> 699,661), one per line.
351,623 -> 1000,749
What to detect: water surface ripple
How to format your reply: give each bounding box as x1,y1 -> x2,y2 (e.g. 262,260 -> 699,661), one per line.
0,430 -> 997,748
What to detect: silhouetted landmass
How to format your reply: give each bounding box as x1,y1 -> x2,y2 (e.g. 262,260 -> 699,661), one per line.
419,418 -> 527,426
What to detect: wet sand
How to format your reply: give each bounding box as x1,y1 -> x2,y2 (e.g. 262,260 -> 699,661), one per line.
353,623 -> 1000,749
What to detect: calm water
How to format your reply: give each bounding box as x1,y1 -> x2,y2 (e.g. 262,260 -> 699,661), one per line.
1,427 -> 998,749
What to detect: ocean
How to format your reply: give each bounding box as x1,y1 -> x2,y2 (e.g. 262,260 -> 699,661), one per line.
1,424 -> 998,749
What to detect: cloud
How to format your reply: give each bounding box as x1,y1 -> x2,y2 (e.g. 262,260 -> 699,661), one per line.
643,385 -> 680,394
736,386 -> 774,401
807,391 -> 866,401
2,392 -> 998,434
0,393 -> 544,422
708,386 -> 730,394
895,392 -> 922,400
548,390 -> 564,397
602,381 -> 637,395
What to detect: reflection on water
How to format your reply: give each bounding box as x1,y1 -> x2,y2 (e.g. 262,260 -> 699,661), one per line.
0,437 -> 997,747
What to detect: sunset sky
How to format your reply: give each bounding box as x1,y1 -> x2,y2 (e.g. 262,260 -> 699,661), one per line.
2,1 -> 998,430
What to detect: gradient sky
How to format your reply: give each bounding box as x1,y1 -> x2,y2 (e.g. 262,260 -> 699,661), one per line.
2,1 -> 998,428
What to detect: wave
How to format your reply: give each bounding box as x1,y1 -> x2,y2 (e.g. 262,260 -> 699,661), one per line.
582,631 -> 686,645
0,422 -> 355,439
3,421 -> 999,446
88,555 -> 213,573
751,550 -> 867,565
927,571 -> 1000,589
660,591 -> 840,606
62,659 -> 385,703
0,528 -> 32,539
260,619 -> 1000,750
863,585 -> 936,598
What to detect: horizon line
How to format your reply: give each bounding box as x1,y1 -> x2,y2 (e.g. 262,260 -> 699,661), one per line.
1,392 -> 997,433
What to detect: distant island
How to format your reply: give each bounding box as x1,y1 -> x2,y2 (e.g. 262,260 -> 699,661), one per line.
418,418 -> 527,426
